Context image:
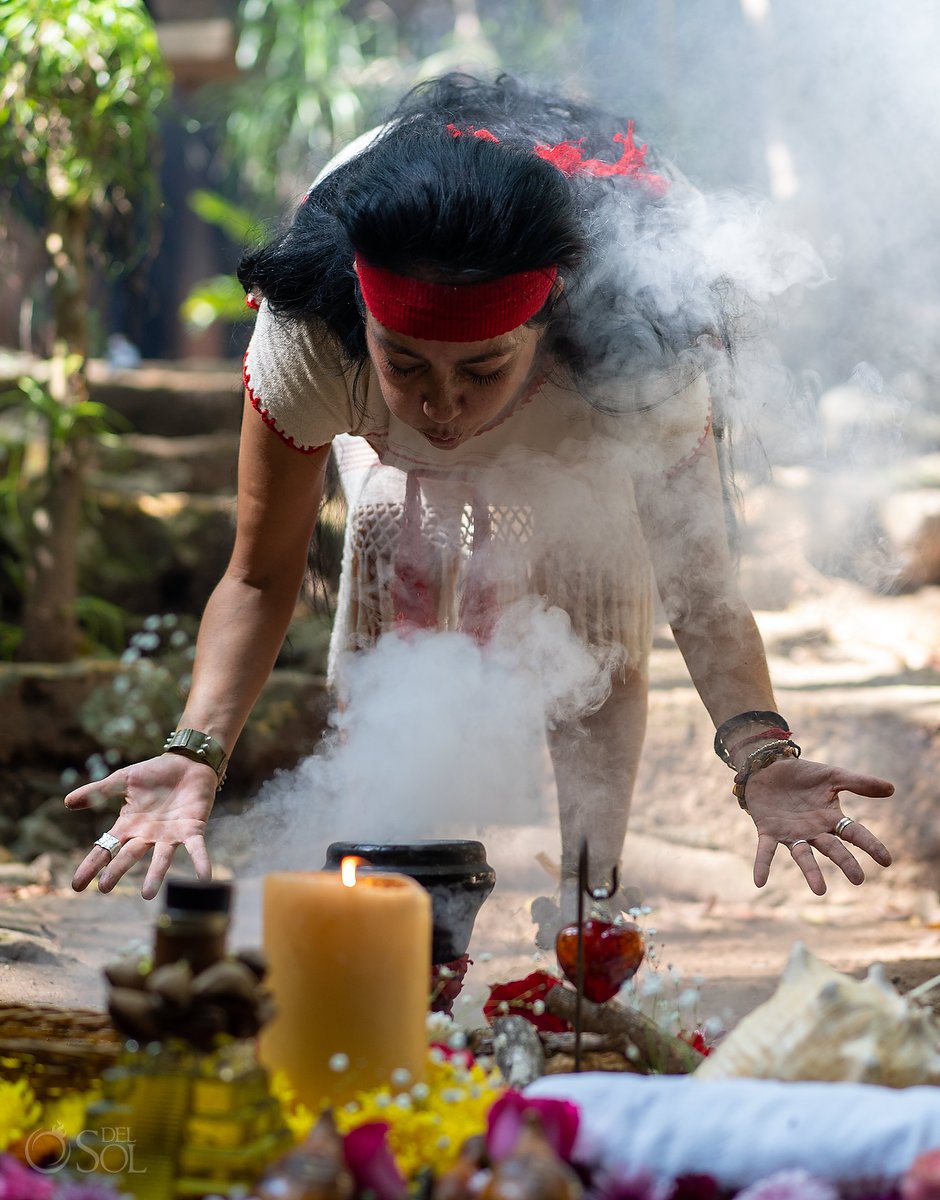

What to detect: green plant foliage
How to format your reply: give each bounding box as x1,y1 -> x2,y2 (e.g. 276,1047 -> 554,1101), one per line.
0,370 -> 128,447
0,1 -> 171,661
0,368 -> 131,647
203,0 -> 401,206
74,594 -> 127,656
0,365 -> 129,549
0,621 -> 23,661
182,274 -> 254,332
78,616 -> 197,762
181,191 -> 264,330
0,0 -> 170,238
188,189 -> 261,245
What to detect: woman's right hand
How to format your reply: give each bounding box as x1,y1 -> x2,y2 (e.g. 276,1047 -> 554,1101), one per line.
65,754 -> 217,900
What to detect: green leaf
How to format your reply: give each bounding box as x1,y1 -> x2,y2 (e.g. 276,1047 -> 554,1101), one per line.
188,190 -> 262,244
181,274 -> 255,331
74,594 -> 127,655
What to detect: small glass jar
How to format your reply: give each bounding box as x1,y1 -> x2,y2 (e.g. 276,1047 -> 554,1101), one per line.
153,879 -> 232,975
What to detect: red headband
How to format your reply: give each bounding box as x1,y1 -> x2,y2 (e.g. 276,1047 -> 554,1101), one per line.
354,253 -> 558,342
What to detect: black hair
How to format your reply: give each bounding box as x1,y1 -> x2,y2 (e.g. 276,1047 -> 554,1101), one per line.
238,73 -> 731,401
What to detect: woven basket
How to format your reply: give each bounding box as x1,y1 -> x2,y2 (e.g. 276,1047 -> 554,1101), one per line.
0,1002 -> 122,1097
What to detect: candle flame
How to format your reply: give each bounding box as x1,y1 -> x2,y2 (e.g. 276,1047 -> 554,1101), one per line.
341,856 -> 367,887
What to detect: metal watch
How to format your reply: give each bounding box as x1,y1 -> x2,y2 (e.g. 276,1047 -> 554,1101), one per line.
163,728 -> 229,789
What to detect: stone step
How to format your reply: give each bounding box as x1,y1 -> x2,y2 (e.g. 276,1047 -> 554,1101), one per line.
0,353 -> 242,438
79,488 -> 235,617
94,431 -> 240,495
0,659 -> 332,843
88,359 -> 243,437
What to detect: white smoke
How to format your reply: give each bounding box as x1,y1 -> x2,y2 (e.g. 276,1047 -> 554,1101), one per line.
211,598 -> 616,872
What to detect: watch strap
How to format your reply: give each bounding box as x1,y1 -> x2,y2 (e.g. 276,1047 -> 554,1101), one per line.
163,728 -> 228,789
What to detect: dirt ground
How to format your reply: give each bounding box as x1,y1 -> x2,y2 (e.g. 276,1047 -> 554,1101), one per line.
4,557 -> 940,1035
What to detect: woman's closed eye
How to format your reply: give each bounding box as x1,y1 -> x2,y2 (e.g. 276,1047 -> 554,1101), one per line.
383,358 -> 508,386
384,358 -> 422,378
465,366 -> 507,386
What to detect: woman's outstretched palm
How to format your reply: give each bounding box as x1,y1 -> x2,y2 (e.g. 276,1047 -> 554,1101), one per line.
745,756 -> 893,896
65,755 -> 217,899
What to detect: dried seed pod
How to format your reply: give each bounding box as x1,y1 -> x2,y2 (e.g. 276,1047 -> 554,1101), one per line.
175,1002 -> 228,1050
254,1112 -> 354,1200
108,987 -> 161,1042
192,959 -> 260,1004
234,946 -> 269,981
146,961 -> 194,1008
480,1113 -> 581,1200
256,991 -> 278,1029
433,1134 -> 489,1200
220,996 -> 264,1040
104,957 -> 149,991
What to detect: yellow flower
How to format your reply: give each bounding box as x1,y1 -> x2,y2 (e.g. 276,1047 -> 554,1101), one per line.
41,1089 -> 100,1139
272,1054 -> 504,1180
0,1078 -> 41,1151
269,1070 -> 316,1142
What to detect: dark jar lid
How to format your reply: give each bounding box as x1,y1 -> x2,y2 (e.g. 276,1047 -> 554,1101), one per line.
323,840 -> 495,963
164,879 -> 233,915
324,840 -> 492,876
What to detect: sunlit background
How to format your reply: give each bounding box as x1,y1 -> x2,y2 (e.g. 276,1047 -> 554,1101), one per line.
6,0 -> 940,378
2,0 -> 940,876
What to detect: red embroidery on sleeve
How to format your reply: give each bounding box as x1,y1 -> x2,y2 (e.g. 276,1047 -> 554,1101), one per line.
665,399 -> 713,478
242,350 -> 329,455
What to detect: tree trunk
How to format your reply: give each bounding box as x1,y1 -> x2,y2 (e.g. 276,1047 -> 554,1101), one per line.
18,206 -> 89,663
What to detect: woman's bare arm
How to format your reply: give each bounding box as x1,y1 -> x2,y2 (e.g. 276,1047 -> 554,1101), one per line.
635,427 -> 893,894
178,391 -> 331,749
66,392 -> 331,896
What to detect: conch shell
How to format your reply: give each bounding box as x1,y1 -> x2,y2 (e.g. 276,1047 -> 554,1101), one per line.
696,941 -> 940,1087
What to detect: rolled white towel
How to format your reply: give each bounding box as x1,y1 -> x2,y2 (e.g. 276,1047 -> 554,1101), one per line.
526,1073 -> 940,1187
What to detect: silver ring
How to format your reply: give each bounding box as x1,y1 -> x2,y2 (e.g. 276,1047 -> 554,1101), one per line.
790,839 -> 810,850
93,832 -> 121,860
834,816 -> 855,837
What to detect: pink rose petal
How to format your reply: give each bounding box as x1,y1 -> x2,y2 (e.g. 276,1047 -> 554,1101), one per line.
343,1122 -> 407,1200
486,1090 -> 580,1163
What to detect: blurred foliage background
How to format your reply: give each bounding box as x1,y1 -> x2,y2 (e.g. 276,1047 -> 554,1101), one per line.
2,0 -> 940,660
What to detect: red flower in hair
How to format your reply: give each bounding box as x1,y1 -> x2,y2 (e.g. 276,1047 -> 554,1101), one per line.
447,122 -> 500,142
534,122 -> 668,195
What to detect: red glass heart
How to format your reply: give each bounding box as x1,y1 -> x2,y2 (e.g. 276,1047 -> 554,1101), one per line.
555,919 -> 645,1003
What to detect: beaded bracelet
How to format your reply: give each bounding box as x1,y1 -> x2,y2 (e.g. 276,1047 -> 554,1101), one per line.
732,740 -> 802,811
726,726 -> 793,763
714,710 -> 790,767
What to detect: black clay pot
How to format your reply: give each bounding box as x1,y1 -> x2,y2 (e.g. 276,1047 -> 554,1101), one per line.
323,840 -> 496,964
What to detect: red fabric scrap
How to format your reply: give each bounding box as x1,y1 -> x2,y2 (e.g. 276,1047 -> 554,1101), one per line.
483,971 -> 571,1033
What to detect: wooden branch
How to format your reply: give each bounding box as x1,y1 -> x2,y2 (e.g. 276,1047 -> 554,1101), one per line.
544,986 -> 703,1075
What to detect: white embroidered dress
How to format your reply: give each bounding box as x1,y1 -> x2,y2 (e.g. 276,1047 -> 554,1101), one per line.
243,301 -> 711,683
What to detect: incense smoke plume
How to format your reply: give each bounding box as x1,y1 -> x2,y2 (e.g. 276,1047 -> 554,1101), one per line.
214,598 -> 618,872
216,5 -> 940,889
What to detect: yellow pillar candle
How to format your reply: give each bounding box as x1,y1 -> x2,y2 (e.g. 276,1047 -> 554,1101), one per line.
260,865 -> 432,1109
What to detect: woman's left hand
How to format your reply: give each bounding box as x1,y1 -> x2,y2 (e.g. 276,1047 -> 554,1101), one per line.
743,756 -> 894,895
